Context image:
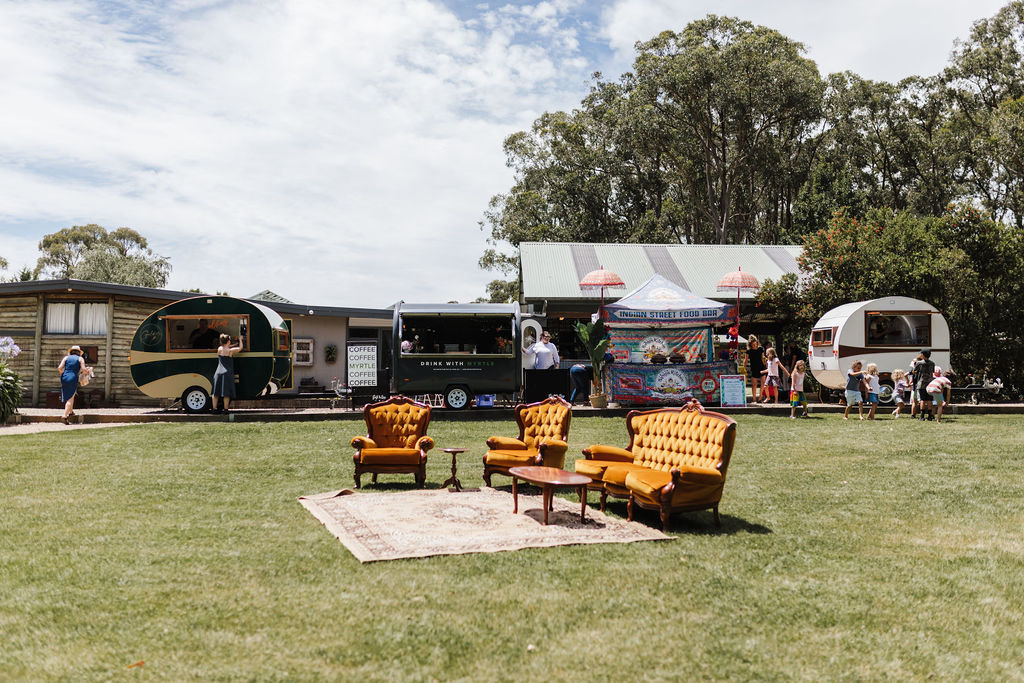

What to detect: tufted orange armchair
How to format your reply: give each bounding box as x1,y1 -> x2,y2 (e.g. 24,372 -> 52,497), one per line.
351,396 -> 434,488
576,400 -> 736,531
483,396 -> 571,486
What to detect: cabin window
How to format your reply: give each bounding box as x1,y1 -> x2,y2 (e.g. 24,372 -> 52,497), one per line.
811,327 -> 834,346
45,302 -> 108,335
865,313 -> 931,347
164,315 -> 250,351
399,316 -> 514,355
293,338 -> 314,366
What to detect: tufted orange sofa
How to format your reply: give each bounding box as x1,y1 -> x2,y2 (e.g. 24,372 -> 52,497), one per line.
483,396 -> 572,486
351,396 -> 434,488
575,400 -> 736,531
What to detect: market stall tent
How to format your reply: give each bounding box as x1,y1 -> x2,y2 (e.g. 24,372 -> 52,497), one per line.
600,274 -> 735,405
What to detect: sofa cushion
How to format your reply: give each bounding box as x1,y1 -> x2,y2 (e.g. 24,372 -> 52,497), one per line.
574,459 -> 627,479
484,449 -> 540,468
602,463 -> 652,488
625,468 -> 724,507
358,448 -> 422,465
487,436 -> 528,450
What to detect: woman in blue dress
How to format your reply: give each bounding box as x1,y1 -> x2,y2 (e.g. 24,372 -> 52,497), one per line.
57,345 -> 90,425
212,332 -> 244,414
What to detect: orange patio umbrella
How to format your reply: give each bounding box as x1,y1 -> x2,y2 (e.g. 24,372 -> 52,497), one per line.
579,266 -> 626,312
716,266 -> 761,326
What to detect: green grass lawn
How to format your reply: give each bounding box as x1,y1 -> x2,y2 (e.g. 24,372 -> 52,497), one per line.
2,414 -> 1023,680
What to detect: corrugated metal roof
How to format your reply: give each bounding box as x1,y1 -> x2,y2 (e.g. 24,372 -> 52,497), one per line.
0,279 -> 392,319
520,242 -> 802,302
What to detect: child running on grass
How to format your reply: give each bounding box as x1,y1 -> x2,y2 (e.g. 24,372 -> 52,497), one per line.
864,363 -> 881,420
926,367 -> 953,423
891,368 -> 908,417
761,346 -> 790,404
843,360 -> 865,420
789,360 -> 809,418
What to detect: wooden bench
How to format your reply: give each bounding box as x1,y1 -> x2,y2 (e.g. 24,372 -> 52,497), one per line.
575,400 -> 737,531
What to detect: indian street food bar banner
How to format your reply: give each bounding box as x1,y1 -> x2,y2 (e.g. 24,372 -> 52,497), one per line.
602,274 -> 733,327
608,327 -> 712,364
605,361 -> 735,406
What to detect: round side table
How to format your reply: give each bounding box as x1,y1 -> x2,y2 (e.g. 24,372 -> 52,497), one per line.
440,448 -> 468,491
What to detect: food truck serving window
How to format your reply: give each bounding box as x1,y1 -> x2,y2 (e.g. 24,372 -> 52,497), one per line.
865,312 -> 931,347
164,315 -> 250,352
811,327 -> 835,346
400,315 -> 513,355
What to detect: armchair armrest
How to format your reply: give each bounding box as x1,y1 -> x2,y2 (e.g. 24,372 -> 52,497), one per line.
537,438 -> 568,455
486,436 -> 528,450
351,436 -> 378,450
537,439 -> 569,469
670,464 -> 724,486
581,444 -> 634,461
415,436 -> 434,452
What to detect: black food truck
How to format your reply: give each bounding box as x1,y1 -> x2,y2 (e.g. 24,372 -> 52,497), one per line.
391,302 -> 522,408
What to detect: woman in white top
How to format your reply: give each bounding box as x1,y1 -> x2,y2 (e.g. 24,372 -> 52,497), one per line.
524,331 -> 559,370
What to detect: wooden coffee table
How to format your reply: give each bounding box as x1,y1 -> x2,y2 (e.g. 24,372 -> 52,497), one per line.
508,466 -> 591,525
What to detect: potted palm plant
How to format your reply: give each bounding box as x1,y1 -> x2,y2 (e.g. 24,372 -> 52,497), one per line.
574,319 -> 610,409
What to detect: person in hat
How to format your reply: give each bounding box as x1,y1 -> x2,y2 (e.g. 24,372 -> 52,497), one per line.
57,345 -> 92,425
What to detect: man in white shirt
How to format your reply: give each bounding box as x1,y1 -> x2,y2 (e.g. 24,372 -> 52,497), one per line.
525,331 -> 559,370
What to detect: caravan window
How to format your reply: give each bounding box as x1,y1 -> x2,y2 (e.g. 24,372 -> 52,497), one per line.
811,327 -> 835,346
164,315 -> 250,352
865,313 -> 931,347
400,316 -> 514,355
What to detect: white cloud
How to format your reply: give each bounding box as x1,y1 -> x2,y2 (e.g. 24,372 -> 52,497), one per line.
598,0 -> 1010,83
1,0 -> 1012,302
0,0 -> 591,304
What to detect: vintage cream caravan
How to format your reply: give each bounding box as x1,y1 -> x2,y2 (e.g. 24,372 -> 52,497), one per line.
809,296 -> 950,403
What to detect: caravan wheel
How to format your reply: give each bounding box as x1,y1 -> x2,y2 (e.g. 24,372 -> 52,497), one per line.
182,386 -> 211,414
877,380 -> 895,404
444,385 -> 470,410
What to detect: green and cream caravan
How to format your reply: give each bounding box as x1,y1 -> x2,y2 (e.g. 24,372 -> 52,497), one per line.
130,296 -> 291,412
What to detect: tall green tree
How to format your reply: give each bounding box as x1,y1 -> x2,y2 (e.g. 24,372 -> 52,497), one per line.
943,0 -> 1024,226
480,14 -> 824,291
759,205 -> 1024,390
35,224 -> 171,287
630,17 -> 824,244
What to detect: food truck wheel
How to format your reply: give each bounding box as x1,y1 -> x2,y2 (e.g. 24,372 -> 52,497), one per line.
877,380 -> 895,404
444,385 -> 471,410
182,386 -> 212,413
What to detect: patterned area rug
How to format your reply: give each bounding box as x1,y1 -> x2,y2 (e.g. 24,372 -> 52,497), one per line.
299,487 -> 672,562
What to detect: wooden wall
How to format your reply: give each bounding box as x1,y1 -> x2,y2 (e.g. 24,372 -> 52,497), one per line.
0,295 -> 38,399
0,291 -> 167,407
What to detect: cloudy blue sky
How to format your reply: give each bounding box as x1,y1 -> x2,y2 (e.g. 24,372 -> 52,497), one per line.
0,0 -> 1009,307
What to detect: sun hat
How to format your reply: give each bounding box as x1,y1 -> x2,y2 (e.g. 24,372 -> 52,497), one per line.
70,345 -> 82,352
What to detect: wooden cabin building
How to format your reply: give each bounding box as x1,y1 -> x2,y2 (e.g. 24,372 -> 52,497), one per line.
0,280 -> 390,407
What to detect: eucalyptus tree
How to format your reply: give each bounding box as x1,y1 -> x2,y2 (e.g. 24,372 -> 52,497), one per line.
35,224 -> 171,287
632,16 -> 823,244
943,0 -> 1024,226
